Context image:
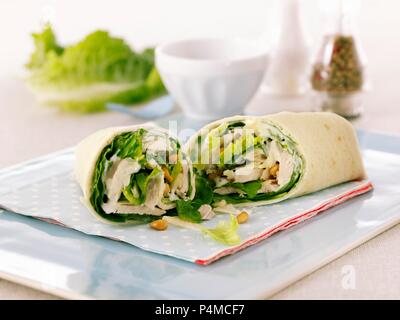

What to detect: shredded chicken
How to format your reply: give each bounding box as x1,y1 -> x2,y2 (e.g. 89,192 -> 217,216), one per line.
198,204 -> 216,220
214,176 -> 230,187
222,129 -> 243,147
214,186 -> 244,195
223,165 -> 263,184
104,158 -> 141,203
259,180 -> 279,193
244,148 -> 266,165
179,160 -> 189,194
171,173 -> 183,194
144,173 -> 164,209
143,134 -> 169,154
276,152 -> 294,187
157,199 -> 176,210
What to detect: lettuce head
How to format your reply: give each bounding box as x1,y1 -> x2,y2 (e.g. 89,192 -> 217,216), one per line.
26,25 -> 165,112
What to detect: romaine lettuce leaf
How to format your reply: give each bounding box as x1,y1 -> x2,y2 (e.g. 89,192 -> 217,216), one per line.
174,176 -> 214,223
26,25 -> 166,112
115,129 -> 145,159
26,24 -> 64,70
122,184 -> 141,205
171,158 -> 183,181
175,200 -> 202,223
163,214 -> 241,246
194,176 -> 214,204
219,132 -> 257,168
201,213 -> 241,246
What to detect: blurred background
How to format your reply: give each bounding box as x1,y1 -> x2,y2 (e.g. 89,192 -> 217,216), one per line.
0,0 -> 399,166
0,0 -> 396,78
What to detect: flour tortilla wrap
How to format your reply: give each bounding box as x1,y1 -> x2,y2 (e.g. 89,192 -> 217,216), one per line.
75,124 -> 195,224
185,112 -> 366,207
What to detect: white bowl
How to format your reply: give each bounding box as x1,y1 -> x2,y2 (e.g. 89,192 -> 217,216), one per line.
155,38 -> 269,120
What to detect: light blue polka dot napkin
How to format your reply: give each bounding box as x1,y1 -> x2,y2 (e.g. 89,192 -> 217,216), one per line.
0,148 -> 372,265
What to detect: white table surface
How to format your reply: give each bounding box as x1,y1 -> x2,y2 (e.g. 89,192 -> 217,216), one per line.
1,0 -> 400,300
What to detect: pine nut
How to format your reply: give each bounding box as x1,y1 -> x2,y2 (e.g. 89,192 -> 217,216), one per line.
150,219 -> 168,231
237,211 -> 249,224
269,163 -> 279,177
162,166 -> 173,183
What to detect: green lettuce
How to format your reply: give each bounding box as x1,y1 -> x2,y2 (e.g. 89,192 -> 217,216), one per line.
26,25 -> 63,69
163,214 -> 241,246
174,176 -> 214,223
26,25 -> 166,112
122,178 -> 141,205
201,214 -> 241,246
176,200 -> 202,223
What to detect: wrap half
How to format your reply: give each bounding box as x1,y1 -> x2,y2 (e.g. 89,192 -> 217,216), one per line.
75,125 -> 195,224
185,112 -> 366,207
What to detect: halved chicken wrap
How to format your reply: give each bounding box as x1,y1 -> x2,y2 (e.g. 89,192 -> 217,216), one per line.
75,125 -> 195,224
186,112 -> 366,207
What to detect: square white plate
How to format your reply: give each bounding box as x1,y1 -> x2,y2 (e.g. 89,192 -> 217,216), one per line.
0,120 -> 399,299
